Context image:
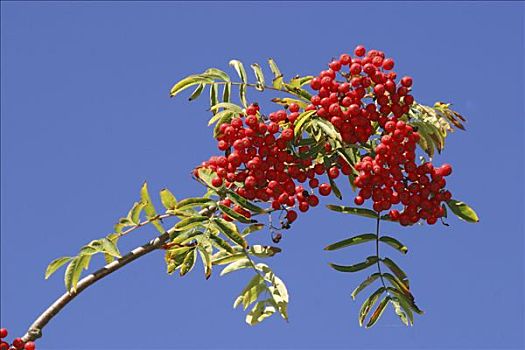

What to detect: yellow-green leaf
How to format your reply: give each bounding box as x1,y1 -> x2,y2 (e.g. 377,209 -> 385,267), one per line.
324,234 -> 376,251
329,256 -> 378,273
379,236 -> 408,254
250,63 -> 265,91
212,218 -> 247,248
366,296 -> 390,328
160,189 -> 177,210
170,75 -> 213,97
45,256 -> 73,279
446,200 -> 479,223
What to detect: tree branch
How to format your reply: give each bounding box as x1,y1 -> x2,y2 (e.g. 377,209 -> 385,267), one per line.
20,206 -> 216,343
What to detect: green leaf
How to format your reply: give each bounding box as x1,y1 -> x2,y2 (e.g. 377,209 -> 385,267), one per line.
210,102 -> 243,114
213,109 -> 236,137
212,252 -> 246,265
127,201 -> 146,225
45,256 -> 73,279
294,110 -> 317,138
324,233 -> 376,251
248,245 -> 282,258
222,82 -> 231,102
289,75 -> 314,88
329,256 -> 379,273
329,176 -> 342,200
140,182 -> 164,233
359,287 -> 385,326
100,238 -> 121,258
229,60 -> 248,107
212,218 -> 248,249
387,287 -> 423,315
209,83 -> 218,108
366,296 -> 391,328
382,273 -> 412,300
175,197 -> 214,210
198,247 -> 212,279
170,75 -> 213,97
326,205 -> 378,219
242,223 -> 265,237
315,118 -> 341,142
246,301 -> 276,325
209,234 -> 235,254
64,255 -> 91,293
250,63 -> 265,91
391,297 -> 412,326
220,258 -> 252,276
268,58 -> 283,89
165,246 -> 192,274
78,240 -> 103,256
258,265 -> 288,320
226,190 -> 266,214
379,236 -> 408,254
381,258 -> 409,288
283,83 -> 312,101
114,217 -> 134,234
170,230 -> 203,245
233,274 -> 264,309
351,273 -> 382,300
174,215 -> 209,231
202,68 -> 230,81
446,200 -> 479,223
218,204 -> 255,224
179,248 -> 197,276
188,83 -> 205,101
160,189 -> 177,210
229,60 -> 247,83
271,97 -> 308,109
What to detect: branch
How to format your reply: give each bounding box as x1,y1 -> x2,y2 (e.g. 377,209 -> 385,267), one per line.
20,207 -> 216,343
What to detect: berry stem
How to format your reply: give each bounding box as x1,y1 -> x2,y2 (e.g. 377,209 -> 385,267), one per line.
19,207 -> 216,343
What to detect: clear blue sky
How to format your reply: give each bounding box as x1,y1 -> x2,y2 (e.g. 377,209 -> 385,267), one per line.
1,2 -> 524,349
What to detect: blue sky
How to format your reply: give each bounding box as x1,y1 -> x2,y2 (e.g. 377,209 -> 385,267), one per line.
1,2 -> 523,349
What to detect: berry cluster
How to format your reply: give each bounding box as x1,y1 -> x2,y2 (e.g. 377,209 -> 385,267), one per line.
197,45 -> 455,228
0,328 -> 35,350
309,45 -> 414,144
353,120 -> 452,225
197,103 -> 333,225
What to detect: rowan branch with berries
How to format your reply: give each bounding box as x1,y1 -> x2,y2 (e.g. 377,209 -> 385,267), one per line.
1,45 -> 479,349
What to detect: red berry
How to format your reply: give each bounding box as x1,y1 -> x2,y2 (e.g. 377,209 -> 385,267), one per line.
382,58 -> 395,70
13,338 -> 24,350
440,164 -> 452,176
309,178 -> 319,188
308,195 -> 319,207
24,342 -> 36,350
319,183 -> 332,196
389,210 -> 400,220
211,177 -> 223,187
0,329 -> 6,338
328,167 -> 340,179
354,196 -> 364,205
1,342 -> 8,350
401,76 -> 413,87
329,60 -> 342,71
339,53 -> 351,65
288,103 -> 300,113
246,105 -> 258,115
354,45 -> 366,57
286,210 -> 298,223
298,201 -> 309,212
